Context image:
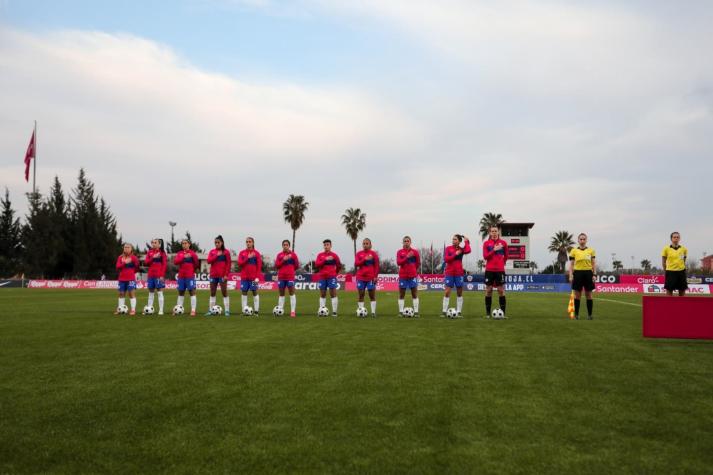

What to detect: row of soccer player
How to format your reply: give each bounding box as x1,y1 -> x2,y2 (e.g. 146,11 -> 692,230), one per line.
113,228 -> 690,319
114,228 -> 513,317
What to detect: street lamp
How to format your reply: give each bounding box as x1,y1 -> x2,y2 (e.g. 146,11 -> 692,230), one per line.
169,221 -> 177,252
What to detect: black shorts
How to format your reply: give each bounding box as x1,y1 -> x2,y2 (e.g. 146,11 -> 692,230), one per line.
484,271 -> 505,287
572,270 -> 595,291
664,270 -> 688,292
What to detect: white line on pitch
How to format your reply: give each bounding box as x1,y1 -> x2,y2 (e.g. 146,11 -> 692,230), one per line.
597,298 -> 642,307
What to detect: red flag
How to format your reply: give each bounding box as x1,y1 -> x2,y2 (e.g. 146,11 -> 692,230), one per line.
24,129 -> 35,182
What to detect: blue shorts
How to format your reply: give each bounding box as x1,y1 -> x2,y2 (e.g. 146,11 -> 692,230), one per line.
147,277 -> 165,290
241,280 -> 258,292
118,280 -> 136,292
210,277 -> 225,285
444,275 -> 464,288
278,280 -> 294,290
319,277 -> 338,290
399,278 -> 418,289
357,279 -> 376,291
177,278 -> 196,292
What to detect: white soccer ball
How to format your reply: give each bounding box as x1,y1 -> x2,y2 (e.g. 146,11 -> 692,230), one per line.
117,304 -> 129,315
243,306 -> 254,316
142,305 -> 154,315
317,306 -> 330,317
272,306 -> 284,316
356,306 -> 368,317
210,305 -> 223,315
402,307 -> 415,318
172,305 -> 184,315
446,307 -> 458,319
491,308 -> 505,320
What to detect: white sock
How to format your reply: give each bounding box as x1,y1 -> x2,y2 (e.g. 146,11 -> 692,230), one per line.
398,299 -> 404,312
223,296 -> 230,312
242,295 -> 248,309
190,295 -> 197,311
118,297 -> 125,307
320,297 -> 326,308
278,296 -> 285,308
290,295 -> 296,311
148,292 -> 154,307
370,301 -> 376,314
443,297 -> 449,312
332,297 -> 338,313
209,296 -> 216,308
413,298 -> 419,312
177,295 -> 184,307
457,296 -> 463,313
254,295 -> 260,312
130,298 -> 136,311
157,291 -> 164,312
358,301 -> 365,309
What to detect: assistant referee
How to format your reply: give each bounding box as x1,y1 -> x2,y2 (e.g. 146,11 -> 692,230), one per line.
568,233 -> 596,320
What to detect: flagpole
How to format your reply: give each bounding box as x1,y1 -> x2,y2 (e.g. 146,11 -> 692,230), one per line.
32,120 -> 37,195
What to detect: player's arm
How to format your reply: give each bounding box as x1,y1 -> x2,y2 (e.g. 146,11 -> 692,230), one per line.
116,256 -> 125,270
503,241 -> 508,263
568,250 -> 575,281
335,255 -> 342,271
275,253 -> 283,269
661,248 -> 667,270
373,253 -> 380,280
415,250 -> 421,268
225,252 -> 232,277
483,242 -> 494,260
293,254 -> 300,270
315,254 -> 325,269
462,240 -> 472,255
160,252 -> 167,276
237,251 -> 248,266
257,252 -> 263,274
591,256 -> 596,275
396,251 -> 407,266
207,250 -> 216,264
144,252 -> 152,265
444,248 -> 456,263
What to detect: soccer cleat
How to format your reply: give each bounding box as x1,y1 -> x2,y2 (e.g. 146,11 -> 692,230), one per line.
158,311 -> 164,315
414,312 -> 420,318
190,311 -> 196,317
254,311 -> 259,316
289,311 -> 296,318
587,315 -> 593,320
114,309 -> 120,315
398,312 -> 403,317
456,312 -> 463,318
574,315 -> 579,320
371,313 -> 376,318
332,312 -> 338,317
441,311 -> 447,318
204,311 -> 213,317
225,311 -> 230,316
129,310 -> 136,316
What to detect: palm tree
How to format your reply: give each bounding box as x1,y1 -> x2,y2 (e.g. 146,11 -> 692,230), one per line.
613,260 -> 624,273
548,231 -> 574,273
479,212 -> 504,239
340,207 -> 367,256
640,259 -> 652,273
282,194 -> 309,253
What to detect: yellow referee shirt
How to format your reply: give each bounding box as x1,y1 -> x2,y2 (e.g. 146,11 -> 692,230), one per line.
662,245 -> 687,271
569,247 -> 596,271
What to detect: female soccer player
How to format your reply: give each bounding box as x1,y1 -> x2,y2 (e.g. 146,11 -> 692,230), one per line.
115,243 -> 140,315
275,239 -> 300,317
355,238 -> 379,317
443,234 -> 471,317
662,231 -> 688,296
483,226 -> 508,318
315,239 -> 341,316
174,239 -> 200,316
568,233 -> 596,319
396,236 -> 420,317
144,238 -> 167,315
206,235 -> 232,316
237,237 -> 262,315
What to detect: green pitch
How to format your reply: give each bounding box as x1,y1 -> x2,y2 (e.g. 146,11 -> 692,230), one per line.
1,290 -> 712,473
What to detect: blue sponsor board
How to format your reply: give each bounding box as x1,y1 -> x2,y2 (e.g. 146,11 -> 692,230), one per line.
464,274 -> 567,284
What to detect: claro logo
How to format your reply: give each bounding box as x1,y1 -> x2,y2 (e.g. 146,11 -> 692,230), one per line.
638,277 -> 661,284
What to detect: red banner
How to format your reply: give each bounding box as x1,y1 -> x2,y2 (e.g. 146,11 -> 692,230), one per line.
595,283 -> 643,293
620,275 -> 664,284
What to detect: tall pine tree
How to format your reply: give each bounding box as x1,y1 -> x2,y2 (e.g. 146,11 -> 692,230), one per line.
22,191 -> 52,277
0,188 -> 23,277
45,176 -> 73,278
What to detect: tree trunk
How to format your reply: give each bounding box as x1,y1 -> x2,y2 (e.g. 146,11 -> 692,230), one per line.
292,229 -> 296,253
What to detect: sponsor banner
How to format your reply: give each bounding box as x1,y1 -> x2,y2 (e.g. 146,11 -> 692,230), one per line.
27,280 -> 238,290
621,275 -> 665,285
643,283 -> 710,295
595,283 -> 642,293
0,280 -> 24,288
594,273 -> 620,284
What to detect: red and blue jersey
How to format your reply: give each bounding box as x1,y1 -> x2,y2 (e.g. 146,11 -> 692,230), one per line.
444,240 -> 471,276
396,248 -> 420,279
144,249 -> 167,278
238,249 -> 262,281
355,250 -> 379,281
315,251 -> 341,279
275,251 -> 300,281
207,248 -> 232,278
483,239 -> 508,272
116,254 -> 140,281
174,250 -> 199,279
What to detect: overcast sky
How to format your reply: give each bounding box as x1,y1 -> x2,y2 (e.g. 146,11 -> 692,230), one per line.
1,0 -> 712,270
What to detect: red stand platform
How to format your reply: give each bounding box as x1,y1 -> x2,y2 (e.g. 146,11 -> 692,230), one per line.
642,296 -> 713,339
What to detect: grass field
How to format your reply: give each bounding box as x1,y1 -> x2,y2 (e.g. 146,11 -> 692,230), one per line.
1,289 -> 712,474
